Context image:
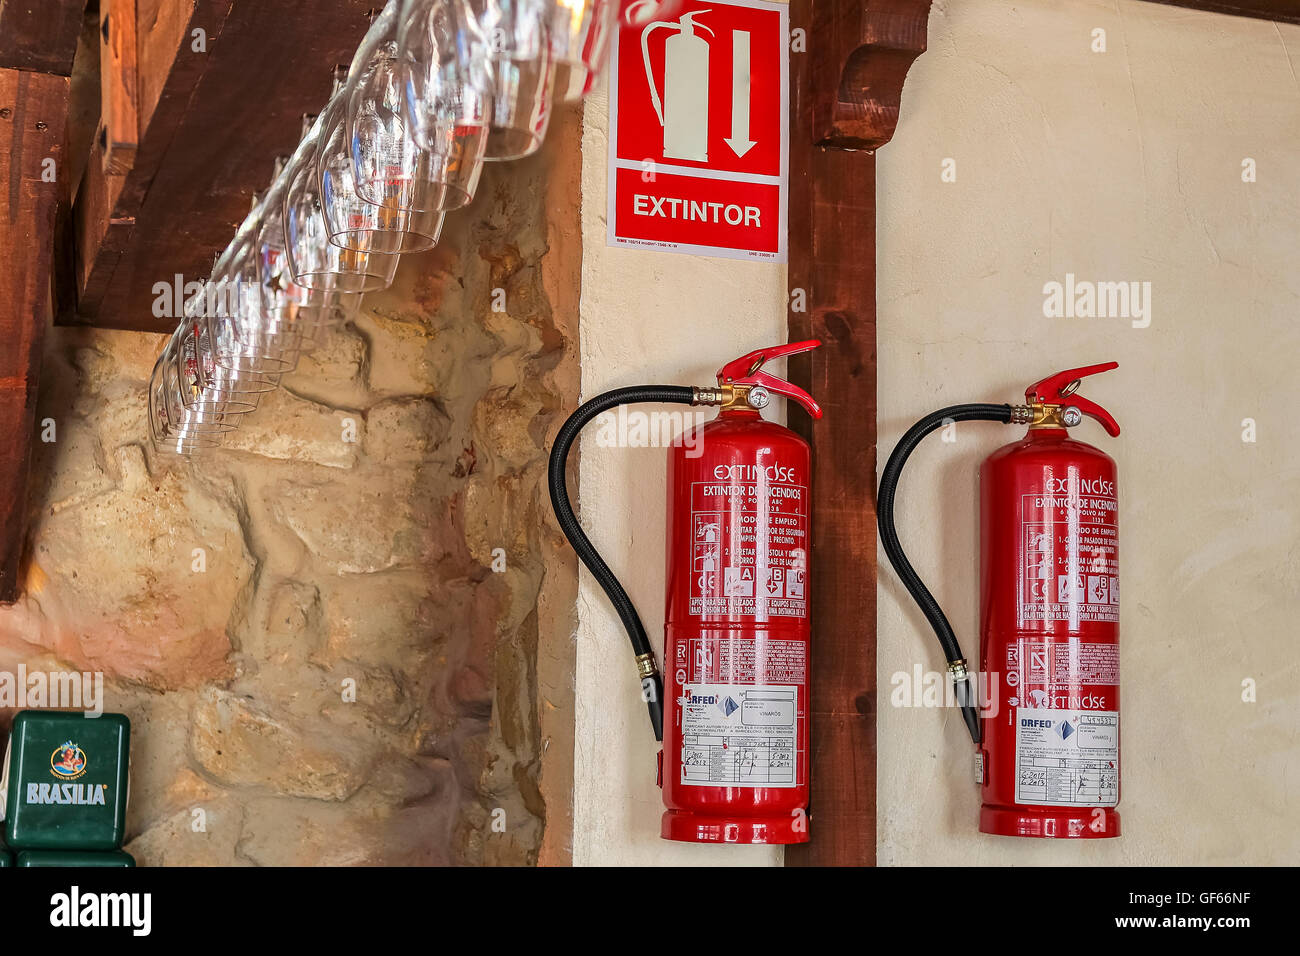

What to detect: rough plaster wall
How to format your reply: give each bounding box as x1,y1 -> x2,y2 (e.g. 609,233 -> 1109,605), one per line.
573,70 -> 787,864
0,142 -> 581,866
877,0 -> 1300,864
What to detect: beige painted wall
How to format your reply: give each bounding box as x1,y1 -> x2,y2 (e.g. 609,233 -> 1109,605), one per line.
574,43 -> 789,864
877,0 -> 1300,864
572,0 -> 1298,866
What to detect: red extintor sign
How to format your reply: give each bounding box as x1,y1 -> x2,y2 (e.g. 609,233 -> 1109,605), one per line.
607,0 -> 789,261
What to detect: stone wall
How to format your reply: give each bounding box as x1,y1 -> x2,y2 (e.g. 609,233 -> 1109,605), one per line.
0,113 -> 581,866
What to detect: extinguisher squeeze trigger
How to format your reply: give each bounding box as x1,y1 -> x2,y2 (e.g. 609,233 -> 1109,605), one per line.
696,338 -> 823,417
547,340 -> 821,844
878,361 -> 1123,840
1018,361 -> 1121,435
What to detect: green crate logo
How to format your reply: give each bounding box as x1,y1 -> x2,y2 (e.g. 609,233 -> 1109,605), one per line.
50,741 -> 87,781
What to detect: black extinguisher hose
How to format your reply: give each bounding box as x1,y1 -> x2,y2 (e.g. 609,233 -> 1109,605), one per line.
548,385 -> 697,742
877,403 -> 1013,746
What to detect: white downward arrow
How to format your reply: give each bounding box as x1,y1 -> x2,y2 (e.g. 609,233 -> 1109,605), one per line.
725,30 -> 756,158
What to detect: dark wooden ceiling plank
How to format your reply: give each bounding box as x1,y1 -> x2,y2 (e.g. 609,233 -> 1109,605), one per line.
0,68 -> 71,603
0,0 -> 90,75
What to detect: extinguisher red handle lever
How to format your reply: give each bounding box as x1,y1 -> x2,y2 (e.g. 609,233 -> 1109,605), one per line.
1026,362 -> 1121,437
1069,395 -> 1121,437
716,339 -> 824,419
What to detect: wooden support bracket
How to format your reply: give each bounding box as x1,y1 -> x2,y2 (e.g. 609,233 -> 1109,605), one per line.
0,0 -> 88,75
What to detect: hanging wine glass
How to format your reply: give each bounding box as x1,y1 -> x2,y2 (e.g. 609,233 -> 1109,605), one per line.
322,67 -> 447,253
154,334 -> 242,448
338,2 -> 459,226
177,296 -> 279,416
249,156 -> 356,355
397,0 -> 492,204
283,104 -> 401,292
206,241 -> 304,375
150,351 -> 222,456
473,0 -> 557,160
548,0 -> 618,101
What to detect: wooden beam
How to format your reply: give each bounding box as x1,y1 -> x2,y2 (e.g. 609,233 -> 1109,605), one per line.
0,0 -> 90,75
99,0 -> 141,176
65,0 -> 376,331
784,0 -> 932,867
0,69 -> 72,604
69,0 -> 230,318
1139,0 -> 1300,24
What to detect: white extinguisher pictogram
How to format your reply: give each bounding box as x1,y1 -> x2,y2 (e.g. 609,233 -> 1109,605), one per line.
639,7 -> 714,162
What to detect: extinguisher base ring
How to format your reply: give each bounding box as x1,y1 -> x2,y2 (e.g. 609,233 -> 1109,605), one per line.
979,804 -> 1120,839
661,809 -> 810,845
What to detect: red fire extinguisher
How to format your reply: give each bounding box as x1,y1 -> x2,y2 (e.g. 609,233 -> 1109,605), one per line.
878,362 -> 1121,839
549,341 -> 822,845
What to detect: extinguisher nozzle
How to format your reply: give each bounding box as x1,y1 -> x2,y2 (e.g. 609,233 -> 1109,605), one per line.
646,673 -> 666,743
636,652 -> 666,742
949,660 -> 983,746
960,699 -> 983,746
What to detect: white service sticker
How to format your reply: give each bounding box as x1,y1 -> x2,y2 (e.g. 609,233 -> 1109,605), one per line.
1014,707 -> 1119,808
680,683 -> 798,788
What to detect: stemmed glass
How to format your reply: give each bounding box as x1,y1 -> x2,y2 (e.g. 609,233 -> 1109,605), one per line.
206,242 -> 304,375
176,299 -> 279,416
397,0 -> 493,204
149,356 -> 219,455
322,55 -> 447,253
247,156 -> 363,354
475,0 -> 557,160
337,2 -> 460,230
283,101 -> 402,292
149,335 -> 240,456
549,0 -> 618,100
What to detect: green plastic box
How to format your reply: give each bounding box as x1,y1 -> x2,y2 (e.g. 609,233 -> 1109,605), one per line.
2,711 -> 130,851
16,850 -> 135,867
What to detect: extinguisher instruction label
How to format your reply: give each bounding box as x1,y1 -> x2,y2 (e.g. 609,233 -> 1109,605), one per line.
683,636 -> 807,685
688,476 -> 808,619
679,683 -> 800,787
1019,484 -> 1119,625
1014,707 -> 1119,808
1006,640 -> 1119,686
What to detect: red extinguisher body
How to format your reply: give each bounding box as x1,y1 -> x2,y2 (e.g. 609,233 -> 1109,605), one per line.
979,426 -> 1121,838
662,407 -> 812,844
